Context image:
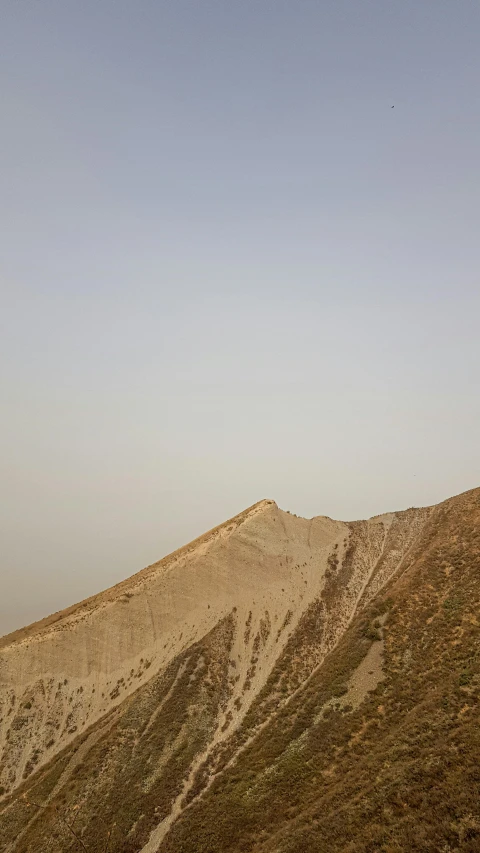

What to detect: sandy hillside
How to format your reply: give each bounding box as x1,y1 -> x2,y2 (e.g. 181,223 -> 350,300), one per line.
11,489 -> 480,853
0,498 -> 431,806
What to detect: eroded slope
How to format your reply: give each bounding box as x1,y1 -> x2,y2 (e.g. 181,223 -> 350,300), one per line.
0,495 -> 444,852
161,487 -> 480,853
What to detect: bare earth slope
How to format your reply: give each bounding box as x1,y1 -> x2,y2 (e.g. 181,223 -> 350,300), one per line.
1,489 -> 479,853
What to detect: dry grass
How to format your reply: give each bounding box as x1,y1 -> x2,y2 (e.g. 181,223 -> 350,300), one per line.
2,489 -> 479,853
160,489 -> 480,853
0,616 -> 235,853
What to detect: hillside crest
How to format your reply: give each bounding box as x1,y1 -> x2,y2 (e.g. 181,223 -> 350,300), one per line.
1,486 -> 479,853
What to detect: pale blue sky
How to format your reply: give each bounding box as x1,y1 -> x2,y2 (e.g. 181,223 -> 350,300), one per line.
1,1 -> 479,634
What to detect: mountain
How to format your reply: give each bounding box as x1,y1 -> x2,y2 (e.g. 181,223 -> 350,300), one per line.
1,488 -> 479,853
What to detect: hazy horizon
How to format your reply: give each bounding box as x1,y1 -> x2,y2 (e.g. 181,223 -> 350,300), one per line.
1,1 -> 480,636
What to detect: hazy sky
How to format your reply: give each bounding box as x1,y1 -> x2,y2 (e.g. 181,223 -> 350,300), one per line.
1,1 -> 479,636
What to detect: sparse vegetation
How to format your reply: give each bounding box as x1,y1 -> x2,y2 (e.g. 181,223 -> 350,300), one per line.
1,490 -> 480,853
0,615 -> 236,852
159,488 -> 480,853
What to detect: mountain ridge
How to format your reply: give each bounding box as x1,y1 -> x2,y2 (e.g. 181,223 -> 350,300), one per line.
0,499 -> 275,652
1,486 -> 479,853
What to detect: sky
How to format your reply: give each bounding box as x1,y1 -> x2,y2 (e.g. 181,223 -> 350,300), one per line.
1,1 -> 479,636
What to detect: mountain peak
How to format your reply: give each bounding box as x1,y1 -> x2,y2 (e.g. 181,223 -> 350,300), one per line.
1,487 -> 479,853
